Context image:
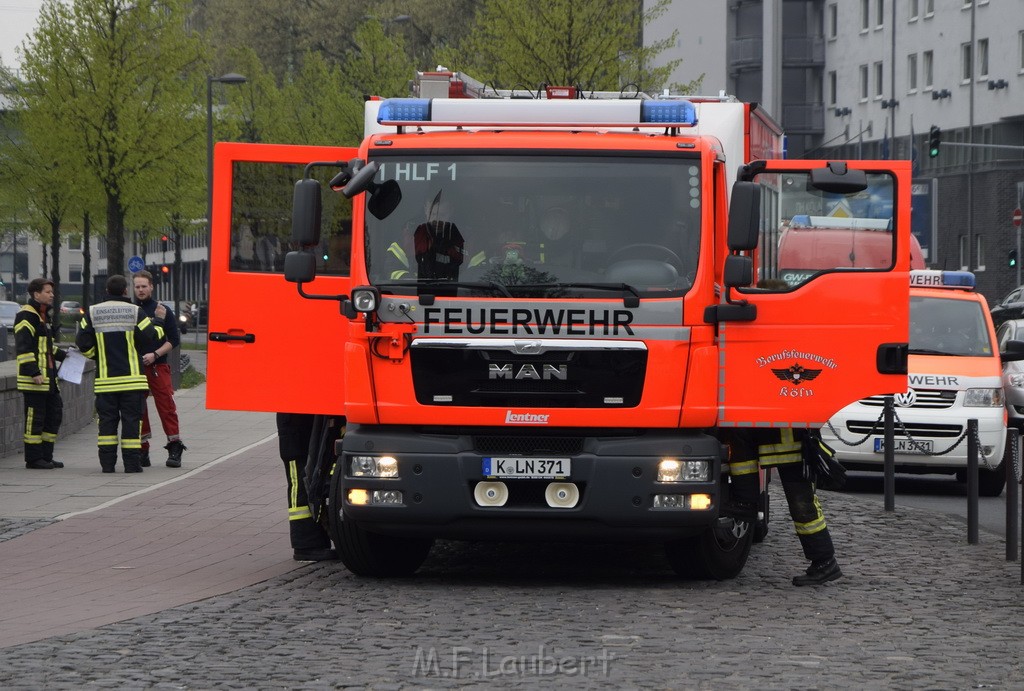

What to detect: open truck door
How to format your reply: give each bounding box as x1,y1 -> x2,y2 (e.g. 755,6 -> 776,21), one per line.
206,143 -> 356,414
712,160 -> 912,427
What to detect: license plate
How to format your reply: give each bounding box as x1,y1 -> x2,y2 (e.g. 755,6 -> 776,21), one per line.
873,437 -> 934,454
482,457 -> 571,479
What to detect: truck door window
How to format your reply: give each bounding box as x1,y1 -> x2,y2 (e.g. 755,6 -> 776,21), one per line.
750,171 -> 897,289
362,153 -> 701,297
228,161 -> 351,275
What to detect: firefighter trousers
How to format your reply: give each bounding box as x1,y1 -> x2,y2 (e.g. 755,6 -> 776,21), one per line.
277,413 -> 332,552
22,387 -> 63,464
95,390 -> 145,471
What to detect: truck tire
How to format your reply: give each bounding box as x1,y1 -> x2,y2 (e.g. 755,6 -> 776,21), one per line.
328,469 -> 433,577
977,461 -> 1006,498
664,519 -> 753,580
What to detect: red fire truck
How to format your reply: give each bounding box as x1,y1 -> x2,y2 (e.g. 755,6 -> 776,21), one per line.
208,71 -> 912,578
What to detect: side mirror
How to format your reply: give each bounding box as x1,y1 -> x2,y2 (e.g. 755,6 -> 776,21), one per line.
342,160 -> 380,199
284,251 -> 316,284
1001,339 -> 1024,363
809,161 -> 868,194
292,179 -> 322,246
727,182 -> 760,251
724,254 -> 753,288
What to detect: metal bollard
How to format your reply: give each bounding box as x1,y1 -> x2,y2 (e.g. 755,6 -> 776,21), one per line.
884,395 -> 895,512
1006,428 -> 1019,562
967,418 -> 979,545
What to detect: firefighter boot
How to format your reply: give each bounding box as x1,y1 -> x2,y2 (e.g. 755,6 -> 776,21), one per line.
140,447 -> 151,468
123,448 -> 144,473
165,440 -> 186,468
99,447 -> 118,473
792,557 -> 843,586
42,441 -> 64,468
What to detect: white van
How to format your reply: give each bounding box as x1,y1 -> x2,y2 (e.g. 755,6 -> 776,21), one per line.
821,270 -> 1009,496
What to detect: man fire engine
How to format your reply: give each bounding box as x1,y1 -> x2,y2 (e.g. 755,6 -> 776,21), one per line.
207,70 -> 914,579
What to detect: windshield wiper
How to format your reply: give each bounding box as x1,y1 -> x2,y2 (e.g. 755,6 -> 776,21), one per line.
512,282 -> 642,306
908,348 -> 966,356
374,279 -> 513,298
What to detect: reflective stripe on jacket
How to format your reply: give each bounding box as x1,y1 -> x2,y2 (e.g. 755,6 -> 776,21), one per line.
76,298 -> 164,393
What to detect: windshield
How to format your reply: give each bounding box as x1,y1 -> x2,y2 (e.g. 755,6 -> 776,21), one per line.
363,154 -> 701,297
0,303 -> 17,319
909,295 -> 993,357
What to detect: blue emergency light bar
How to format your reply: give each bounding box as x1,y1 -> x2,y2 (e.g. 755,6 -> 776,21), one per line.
909,269 -> 975,289
375,97 -> 698,127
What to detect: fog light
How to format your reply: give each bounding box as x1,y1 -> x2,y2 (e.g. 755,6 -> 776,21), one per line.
657,459 -> 711,482
544,482 -> 580,508
653,494 -> 686,509
371,489 -> 403,505
350,455 -> 399,478
348,488 -> 369,505
690,494 -> 712,510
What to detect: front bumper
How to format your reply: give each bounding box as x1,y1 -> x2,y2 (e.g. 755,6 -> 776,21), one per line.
336,425 -> 725,541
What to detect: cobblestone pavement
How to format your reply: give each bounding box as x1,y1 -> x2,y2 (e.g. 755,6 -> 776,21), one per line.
0,483 -> 1021,689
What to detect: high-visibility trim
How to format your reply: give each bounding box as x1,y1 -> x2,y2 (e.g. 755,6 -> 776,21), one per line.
122,439 -> 142,449
41,432 -> 57,443
23,436 -> 42,444
288,460 -> 300,509
93,375 -> 150,393
390,269 -> 410,279
289,506 -> 312,521
794,497 -> 827,535
14,320 -> 35,336
16,352 -> 35,365
469,250 -> 487,267
758,453 -> 802,466
98,435 -> 119,446
727,459 -> 758,476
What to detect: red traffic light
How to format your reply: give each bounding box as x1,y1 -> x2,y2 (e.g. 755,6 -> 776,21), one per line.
160,234 -> 169,242
160,265 -> 170,274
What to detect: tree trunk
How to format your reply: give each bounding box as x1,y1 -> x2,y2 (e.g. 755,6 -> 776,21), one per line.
83,211 -> 92,308
50,219 -> 61,334
106,192 -> 126,280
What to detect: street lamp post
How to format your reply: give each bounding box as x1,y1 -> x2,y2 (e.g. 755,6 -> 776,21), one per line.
204,72 -> 247,312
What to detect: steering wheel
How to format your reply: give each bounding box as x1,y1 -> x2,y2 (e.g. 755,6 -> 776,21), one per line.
607,243 -> 686,274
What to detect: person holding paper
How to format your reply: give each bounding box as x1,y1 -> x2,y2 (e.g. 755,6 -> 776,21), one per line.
15,277 -> 67,470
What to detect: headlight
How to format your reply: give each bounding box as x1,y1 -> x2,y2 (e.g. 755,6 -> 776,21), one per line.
1008,373 -> 1024,388
964,388 -> 1004,407
657,458 -> 711,482
349,455 -> 399,478
351,286 -> 380,313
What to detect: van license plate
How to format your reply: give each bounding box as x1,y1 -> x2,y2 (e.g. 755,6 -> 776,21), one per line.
482,457 -> 570,478
873,438 -> 934,454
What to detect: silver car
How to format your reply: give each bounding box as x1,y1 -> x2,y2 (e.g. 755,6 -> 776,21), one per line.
0,300 -> 19,331
996,318 -> 1024,431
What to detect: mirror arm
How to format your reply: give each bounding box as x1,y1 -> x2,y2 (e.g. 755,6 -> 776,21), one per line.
295,282 -> 348,303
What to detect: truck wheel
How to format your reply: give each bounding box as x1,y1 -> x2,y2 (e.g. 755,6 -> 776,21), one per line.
664,519 -> 753,580
753,488 -> 770,544
978,461 -> 1006,498
327,469 -> 433,577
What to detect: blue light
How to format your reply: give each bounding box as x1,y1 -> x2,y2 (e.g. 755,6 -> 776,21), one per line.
641,100 -> 697,125
377,98 -> 431,123
939,270 -> 975,288
909,270 -> 976,289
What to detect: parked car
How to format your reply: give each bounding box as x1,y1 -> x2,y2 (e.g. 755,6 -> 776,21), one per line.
159,301 -> 192,335
988,285 -> 1024,327
59,300 -> 84,326
0,300 -> 18,331
996,318 -> 1024,432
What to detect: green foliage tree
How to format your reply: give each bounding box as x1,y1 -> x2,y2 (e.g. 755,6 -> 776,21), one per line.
17,0 -> 207,279
437,0 -> 700,95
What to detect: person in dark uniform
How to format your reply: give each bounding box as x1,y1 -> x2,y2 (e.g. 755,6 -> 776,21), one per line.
723,427 -> 842,586
277,412 -> 338,561
76,275 -> 164,473
15,277 -> 66,469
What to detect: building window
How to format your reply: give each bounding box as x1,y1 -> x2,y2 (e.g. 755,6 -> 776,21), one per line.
961,43 -> 972,82
876,0 -> 885,29
924,0 -> 934,17
908,54 -> 918,92
909,0 -> 919,21
959,236 -> 968,271
828,3 -> 838,39
69,265 -> 83,283
861,0 -> 870,31
67,234 -> 83,251
828,71 -> 837,105
975,236 -> 985,273
860,64 -> 869,100
1020,31 -> 1024,72
977,38 -> 989,79
874,61 -> 884,98
924,50 -> 934,88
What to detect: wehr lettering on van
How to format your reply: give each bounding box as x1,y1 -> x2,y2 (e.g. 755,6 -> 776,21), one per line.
909,374 -> 959,387
423,307 -> 635,336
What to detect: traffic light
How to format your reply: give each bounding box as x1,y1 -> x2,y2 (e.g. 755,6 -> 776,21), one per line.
928,126 -> 941,158
160,234 -> 169,251
160,265 -> 170,275
1010,250 -> 1018,268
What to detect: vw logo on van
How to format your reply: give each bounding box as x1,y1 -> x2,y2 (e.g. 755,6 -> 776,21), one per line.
894,389 -> 917,407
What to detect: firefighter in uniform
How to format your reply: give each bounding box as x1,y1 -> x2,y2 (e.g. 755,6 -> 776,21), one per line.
76,275 -> 165,473
276,413 -> 338,561
15,277 -> 67,469
724,428 -> 843,586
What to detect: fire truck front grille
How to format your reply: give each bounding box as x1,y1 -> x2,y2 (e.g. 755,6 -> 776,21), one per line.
845,420 -> 963,438
474,435 -> 585,455
411,344 -> 646,407
859,389 -> 957,409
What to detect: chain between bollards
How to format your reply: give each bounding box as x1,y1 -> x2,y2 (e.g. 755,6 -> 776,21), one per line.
883,395 -> 895,511
967,418 -> 978,545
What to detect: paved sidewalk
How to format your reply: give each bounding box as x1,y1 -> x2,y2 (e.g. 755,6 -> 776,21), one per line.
0,376 -> 294,649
